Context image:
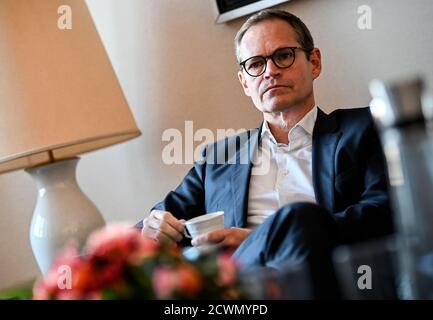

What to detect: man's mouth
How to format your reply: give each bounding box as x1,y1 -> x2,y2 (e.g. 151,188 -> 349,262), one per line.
263,85 -> 287,94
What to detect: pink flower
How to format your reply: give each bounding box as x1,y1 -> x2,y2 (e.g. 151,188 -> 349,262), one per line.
217,252 -> 238,287
32,281 -> 53,300
33,242 -> 85,299
85,290 -> 104,300
84,224 -> 151,288
85,223 -> 140,260
176,264 -> 202,296
54,289 -> 84,300
129,235 -> 160,263
152,266 -> 179,299
84,256 -> 124,290
152,264 -> 202,299
33,223 -> 241,300
85,223 -> 161,264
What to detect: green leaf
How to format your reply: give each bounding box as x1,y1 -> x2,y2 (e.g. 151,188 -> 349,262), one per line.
0,280 -> 35,300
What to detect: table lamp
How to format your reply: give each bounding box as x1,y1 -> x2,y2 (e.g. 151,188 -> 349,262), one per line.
0,0 -> 141,274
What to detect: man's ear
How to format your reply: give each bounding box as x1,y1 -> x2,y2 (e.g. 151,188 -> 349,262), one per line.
238,70 -> 251,97
309,48 -> 322,80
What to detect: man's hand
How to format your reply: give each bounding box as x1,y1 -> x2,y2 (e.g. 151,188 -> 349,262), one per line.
141,210 -> 185,243
191,227 -> 251,249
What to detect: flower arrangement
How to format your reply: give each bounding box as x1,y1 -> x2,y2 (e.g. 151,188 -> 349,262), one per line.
32,224 -> 245,300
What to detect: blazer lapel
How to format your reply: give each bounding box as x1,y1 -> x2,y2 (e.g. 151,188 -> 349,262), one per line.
230,127 -> 261,227
312,108 -> 341,213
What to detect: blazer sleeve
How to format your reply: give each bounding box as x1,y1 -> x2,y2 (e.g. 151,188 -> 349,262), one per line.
151,161 -> 206,220
134,152 -> 207,230
333,118 -> 394,243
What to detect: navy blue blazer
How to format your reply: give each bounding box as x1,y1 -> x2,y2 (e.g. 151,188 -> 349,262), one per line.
142,107 -> 393,244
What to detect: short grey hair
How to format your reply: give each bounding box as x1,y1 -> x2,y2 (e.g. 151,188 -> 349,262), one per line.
234,9 -> 314,64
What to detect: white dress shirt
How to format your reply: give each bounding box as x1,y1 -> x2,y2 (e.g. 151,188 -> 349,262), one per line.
247,106 -> 318,228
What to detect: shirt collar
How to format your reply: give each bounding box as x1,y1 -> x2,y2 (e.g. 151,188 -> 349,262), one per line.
296,105 -> 317,136
261,106 -> 318,142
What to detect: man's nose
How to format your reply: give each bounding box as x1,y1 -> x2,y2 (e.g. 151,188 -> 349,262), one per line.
263,58 -> 280,78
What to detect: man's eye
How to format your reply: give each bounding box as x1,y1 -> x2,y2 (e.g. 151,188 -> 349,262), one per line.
276,52 -> 293,61
247,60 -> 264,70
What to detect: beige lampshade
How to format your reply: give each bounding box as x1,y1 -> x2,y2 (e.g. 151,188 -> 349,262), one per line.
0,0 -> 141,174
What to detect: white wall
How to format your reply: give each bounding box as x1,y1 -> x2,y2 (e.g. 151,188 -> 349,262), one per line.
1,0 -> 432,289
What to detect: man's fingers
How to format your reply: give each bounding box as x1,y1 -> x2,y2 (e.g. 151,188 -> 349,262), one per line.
206,229 -> 227,243
191,234 -> 207,247
153,210 -> 185,234
146,217 -> 183,242
141,211 -> 184,242
142,224 -> 175,244
191,229 -> 226,246
191,228 -> 251,248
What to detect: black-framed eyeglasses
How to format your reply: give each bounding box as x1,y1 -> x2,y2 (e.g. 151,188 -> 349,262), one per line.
239,47 -> 312,77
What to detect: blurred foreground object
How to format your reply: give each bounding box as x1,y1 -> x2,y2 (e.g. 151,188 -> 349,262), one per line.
33,224 -> 245,300
370,77 -> 433,299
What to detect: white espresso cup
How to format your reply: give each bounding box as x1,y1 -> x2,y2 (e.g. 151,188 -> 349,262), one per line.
183,211 -> 225,240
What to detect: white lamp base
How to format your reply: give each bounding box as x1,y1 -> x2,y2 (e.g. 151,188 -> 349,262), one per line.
26,157 -> 105,274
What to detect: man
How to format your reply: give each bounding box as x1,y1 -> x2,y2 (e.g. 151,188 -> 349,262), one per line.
137,9 -> 394,298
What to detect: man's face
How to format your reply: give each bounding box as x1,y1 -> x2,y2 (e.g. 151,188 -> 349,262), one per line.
237,19 -> 321,114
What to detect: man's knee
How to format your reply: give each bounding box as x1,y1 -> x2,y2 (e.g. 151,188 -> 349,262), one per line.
275,202 -> 330,226
271,202 -> 338,245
